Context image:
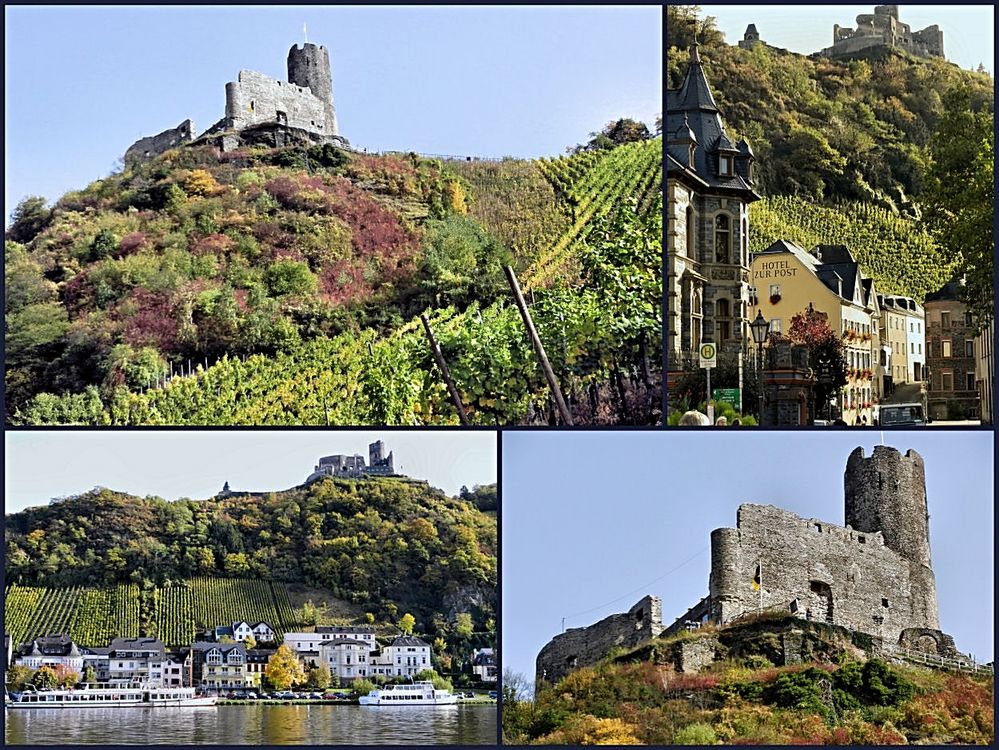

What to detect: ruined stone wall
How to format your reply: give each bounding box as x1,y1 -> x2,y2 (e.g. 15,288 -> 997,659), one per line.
708,503 -> 931,643
536,596 -> 662,686
224,70 -> 331,135
825,7 -> 944,59
124,120 -> 194,165
844,446 -> 939,629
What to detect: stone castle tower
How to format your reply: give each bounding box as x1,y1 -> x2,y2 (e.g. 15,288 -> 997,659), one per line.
844,446 -> 939,629
287,43 -> 339,137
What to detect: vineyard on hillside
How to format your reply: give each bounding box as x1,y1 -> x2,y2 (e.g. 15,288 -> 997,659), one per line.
5,579 -> 301,648
16,139 -> 662,426
750,196 -> 956,302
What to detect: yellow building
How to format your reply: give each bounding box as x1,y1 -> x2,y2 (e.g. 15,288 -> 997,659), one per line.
749,240 -> 881,424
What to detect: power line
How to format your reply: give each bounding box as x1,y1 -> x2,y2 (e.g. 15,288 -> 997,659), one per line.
562,547 -> 709,627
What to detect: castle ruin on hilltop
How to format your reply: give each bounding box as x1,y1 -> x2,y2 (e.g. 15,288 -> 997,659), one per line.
305,440 -> 397,483
125,42 -> 348,165
537,446 -> 969,686
820,5 -> 944,60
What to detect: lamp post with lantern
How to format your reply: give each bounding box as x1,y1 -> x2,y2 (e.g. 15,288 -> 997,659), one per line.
750,310 -> 770,423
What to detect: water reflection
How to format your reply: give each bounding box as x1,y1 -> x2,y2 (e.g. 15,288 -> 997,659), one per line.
4,704 -> 497,745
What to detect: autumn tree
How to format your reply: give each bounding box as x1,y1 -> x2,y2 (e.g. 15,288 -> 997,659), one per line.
267,644 -> 306,691
6,665 -> 34,690
53,663 -> 80,688
781,305 -> 848,415
310,663 -> 332,690
33,665 -> 59,689
397,612 -> 416,635
244,633 -> 257,650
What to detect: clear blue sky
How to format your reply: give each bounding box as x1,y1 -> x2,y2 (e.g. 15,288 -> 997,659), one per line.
503,431 -> 994,689
698,5 -> 994,73
3,5 -> 662,223
4,431 -> 496,511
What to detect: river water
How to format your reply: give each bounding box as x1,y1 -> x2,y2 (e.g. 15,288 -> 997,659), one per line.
4,704 -> 497,745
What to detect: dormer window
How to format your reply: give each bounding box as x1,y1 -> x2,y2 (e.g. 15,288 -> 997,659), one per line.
688,144 -> 695,168
719,154 -> 733,177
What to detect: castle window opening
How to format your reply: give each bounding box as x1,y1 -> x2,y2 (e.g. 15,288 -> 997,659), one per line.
250,100 -> 255,111
882,598 -> 890,608
858,535 -> 866,544
813,523 -> 821,533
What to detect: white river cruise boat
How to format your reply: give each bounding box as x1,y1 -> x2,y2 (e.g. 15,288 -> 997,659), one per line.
6,684 -> 216,708
359,681 -> 458,706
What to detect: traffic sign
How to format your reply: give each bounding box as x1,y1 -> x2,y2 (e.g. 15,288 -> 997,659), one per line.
699,343 -> 717,369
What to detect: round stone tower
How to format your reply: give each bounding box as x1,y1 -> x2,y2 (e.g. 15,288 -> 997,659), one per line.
844,446 -> 939,629
287,43 -> 339,136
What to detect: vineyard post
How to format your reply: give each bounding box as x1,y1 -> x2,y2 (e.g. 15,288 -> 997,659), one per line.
504,266 -> 574,426
419,313 -> 470,426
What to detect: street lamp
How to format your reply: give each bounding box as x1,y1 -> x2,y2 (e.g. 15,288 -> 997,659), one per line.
750,310 -> 769,421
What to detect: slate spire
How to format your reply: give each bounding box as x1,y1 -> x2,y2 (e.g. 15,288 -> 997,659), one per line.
676,43 -> 719,112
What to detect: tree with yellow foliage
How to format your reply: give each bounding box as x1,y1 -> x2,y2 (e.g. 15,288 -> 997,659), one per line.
266,644 -> 306,691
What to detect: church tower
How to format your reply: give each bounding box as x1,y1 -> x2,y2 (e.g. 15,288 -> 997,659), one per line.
666,44 -> 760,371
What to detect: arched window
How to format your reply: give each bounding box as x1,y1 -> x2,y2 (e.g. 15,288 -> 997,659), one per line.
714,214 -> 730,263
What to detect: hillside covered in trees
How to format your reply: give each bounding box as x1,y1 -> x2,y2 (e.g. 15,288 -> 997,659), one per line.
6,125 -> 662,425
667,6 -> 994,311
5,476 -> 497,643
503,615 -> 993,745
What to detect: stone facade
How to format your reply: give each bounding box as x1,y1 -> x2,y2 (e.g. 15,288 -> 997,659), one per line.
667,45 -> 759,370
707,446 -> 945,650
287,43 -> 339,136
536,596 -> 662,687
924,281 -> 980,421
738,24 -> 763,51
124,120 -> 195,166
224,70 -> 331,135
822,5 -> 944,60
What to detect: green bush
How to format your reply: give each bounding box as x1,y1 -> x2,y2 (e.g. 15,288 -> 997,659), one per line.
675,722 -> 717,745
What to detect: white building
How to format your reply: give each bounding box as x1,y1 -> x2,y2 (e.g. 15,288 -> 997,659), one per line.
14,635 -> 84,676
471,648 -> 497,683
107,637 -> 167,685
284,626 -> 377,654
319,638 -> 369,681
214,621 -> 276,644
370,636 -> 432,678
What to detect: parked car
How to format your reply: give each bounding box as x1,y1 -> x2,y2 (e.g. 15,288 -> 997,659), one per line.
488,691 -> 497,699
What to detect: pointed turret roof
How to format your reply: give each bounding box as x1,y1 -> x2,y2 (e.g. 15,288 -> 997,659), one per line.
668,44 -> 719,113
666,44 -> 759,199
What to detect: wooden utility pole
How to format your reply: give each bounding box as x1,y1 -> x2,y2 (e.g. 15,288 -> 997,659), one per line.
420,313 -> 470,426
504,266 -> 573,426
